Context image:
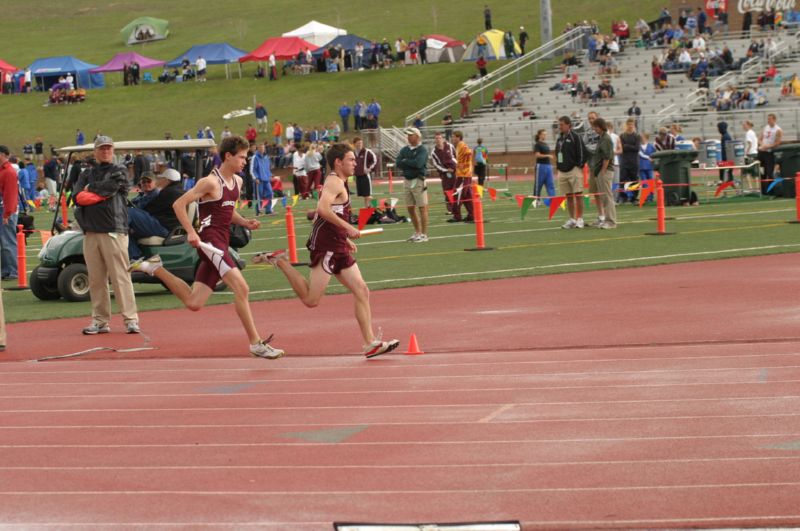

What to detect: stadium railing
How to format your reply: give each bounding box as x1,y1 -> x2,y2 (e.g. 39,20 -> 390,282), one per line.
403,26 -> 591,127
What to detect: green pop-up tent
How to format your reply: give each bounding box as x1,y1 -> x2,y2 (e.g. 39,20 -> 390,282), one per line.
121,17 -> 169,45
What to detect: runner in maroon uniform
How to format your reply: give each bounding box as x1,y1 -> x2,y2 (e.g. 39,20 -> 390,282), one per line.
129,136 -> 283,359
253,143 -> 399,358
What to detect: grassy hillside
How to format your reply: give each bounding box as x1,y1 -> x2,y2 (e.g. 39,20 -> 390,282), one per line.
0,0 -> 662,150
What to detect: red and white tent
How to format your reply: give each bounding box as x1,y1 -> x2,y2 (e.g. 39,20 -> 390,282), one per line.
239,37 -> 318,62
424,34 -> 466,63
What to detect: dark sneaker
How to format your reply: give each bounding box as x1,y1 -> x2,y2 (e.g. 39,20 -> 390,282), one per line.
252,249 -> 287,266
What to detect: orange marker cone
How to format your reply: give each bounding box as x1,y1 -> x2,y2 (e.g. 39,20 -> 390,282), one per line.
405,333 -> 424,355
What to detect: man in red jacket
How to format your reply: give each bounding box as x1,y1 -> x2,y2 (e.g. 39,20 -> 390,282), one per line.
0,145 -> 19,281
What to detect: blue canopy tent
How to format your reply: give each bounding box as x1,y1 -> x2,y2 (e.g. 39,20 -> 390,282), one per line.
166,43 -> 247,78
28,56 -> 105,90
311,34 -> 374,71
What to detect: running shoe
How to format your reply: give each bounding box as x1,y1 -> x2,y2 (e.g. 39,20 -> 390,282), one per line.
125,321 -> 141,334
414,234 -> 429,242
82,323 -> 110,335
561,219 -> 577,229
407,233 -> 421,242
128,255 -> 163,276
252,249 -> 288,266
589,218 -> 604,227
250,336 -> 285,359
575,218 -> 585,228
363,338 -> 400,358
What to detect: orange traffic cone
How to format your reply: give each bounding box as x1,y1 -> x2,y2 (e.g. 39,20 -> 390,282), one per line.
405,333 -> 424,355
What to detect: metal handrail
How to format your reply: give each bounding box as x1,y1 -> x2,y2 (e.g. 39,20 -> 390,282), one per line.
404,26 -> 589,126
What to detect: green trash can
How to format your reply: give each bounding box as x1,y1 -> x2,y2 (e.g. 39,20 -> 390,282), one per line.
773,143 -> 800,198
651,149 -> 698,206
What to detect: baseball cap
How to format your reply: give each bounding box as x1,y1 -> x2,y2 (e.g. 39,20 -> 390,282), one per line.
94,135 -> 114,148
404,127 -> 421,137
159,168 -> 181,182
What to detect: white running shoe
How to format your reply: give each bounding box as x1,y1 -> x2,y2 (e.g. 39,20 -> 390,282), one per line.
561,219 -> 577,229
252,249 -> 287,266
363,338 -> 400,358
575,218 -> 585,228
250,338 -> 285,359
414,234 -> 429,242
128,255 -> 163,276
407,233 -> 421,242
589,218 -> 604,227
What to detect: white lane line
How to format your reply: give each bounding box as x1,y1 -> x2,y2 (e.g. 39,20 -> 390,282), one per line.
2,481 -> 800,493
3,412 -> 800,430
2,395 -> 800,415
3,433 -> 800,448
3,377 -> 800,400
3,361 -> 800,387
3,455 -> 800,470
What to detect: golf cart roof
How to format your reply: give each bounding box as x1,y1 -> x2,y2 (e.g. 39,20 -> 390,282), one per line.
56,139 -> 217,154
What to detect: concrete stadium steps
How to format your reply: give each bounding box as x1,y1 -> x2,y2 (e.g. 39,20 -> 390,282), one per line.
450,32 -> 796,150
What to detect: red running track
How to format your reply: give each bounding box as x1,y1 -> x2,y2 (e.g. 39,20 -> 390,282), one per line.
1,254 -> 800,529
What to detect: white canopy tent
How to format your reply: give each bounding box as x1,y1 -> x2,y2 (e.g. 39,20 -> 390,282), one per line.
282,20 -> 346,47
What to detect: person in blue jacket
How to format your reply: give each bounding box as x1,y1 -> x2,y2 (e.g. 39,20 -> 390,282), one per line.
339,102 -> 352,133
250,142 -> 273,214
718,121 -> 733,183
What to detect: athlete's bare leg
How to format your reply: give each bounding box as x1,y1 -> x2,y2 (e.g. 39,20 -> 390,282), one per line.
152,267 -> 213,312
407,206 -> 421,234
274,260 -> 331,308
221,268 -> 261,344
419,205 -> 429,235
335,263 -> 374,344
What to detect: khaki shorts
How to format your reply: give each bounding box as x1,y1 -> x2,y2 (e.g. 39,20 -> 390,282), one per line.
403,178 -> 428,207
558,167 -> 584,195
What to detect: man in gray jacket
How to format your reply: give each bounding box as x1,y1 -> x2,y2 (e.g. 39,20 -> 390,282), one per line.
74,136 -> 140,335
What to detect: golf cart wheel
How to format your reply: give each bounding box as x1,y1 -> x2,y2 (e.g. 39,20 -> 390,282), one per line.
58,263 -> 91,302
29,267 -> 61,300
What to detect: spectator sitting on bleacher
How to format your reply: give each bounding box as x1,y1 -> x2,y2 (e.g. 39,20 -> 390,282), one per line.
612,20 -> 630,43
492,88 -> 505,110
780,73 -> 800,98
579,82 -> 592,104
560,52 -> 579,74
506,88 -> 523,107
715,86 -> 735,111
736,88 -> 756,109
655,127 -> 676,151
691,35 -> 706,53
591,79 -> 615,104
689,54 -> 709,80
757,64 -> 778,84
677,49 -> 692,70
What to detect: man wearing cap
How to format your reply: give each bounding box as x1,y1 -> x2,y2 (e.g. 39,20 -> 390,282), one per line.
395,127 -> 430,242
0,145 -> 20,281
127,168 -> 186,259
73,136 -> 141,335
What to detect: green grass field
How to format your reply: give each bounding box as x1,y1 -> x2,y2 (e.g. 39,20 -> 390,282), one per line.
4,176 -> 798,324
0,0 -> 662,150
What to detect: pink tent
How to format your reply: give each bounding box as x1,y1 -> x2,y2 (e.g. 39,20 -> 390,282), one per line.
89,52 -> 165,73
239,37 -> 318,62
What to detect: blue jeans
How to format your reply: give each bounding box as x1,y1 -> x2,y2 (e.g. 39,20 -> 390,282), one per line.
127,207 -> 168,259
1,212 -> 19,278
534,164 -> 555,198
258,180 -> 273,213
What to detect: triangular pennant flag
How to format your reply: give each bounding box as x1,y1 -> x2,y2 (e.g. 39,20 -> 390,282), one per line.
357,207 -> 375,230
714,180 -> 735,197
542,197 -> 551,207
370,198 -> 379,207
520,197 -> 535,220
312,189 -> 319,200
445,189 -> 456,204
639,180 -> 654,207
583,195 -> 590,207
502,190 -> 513,198
487,187 -> 497,201
291,194 -> 299,207
560,200 -> 566,210
548,196 -> 567,220
34,199 -> 41,208
475,184 -> 484,198
515,194 -> 525,208
27,200 -> 36,209
389,197 -> 399,209
378,198 -> 387,209
766,177 -> 783,194
271,198 -> 280,210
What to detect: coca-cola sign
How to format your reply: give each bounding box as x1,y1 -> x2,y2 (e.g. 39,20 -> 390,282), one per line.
738,0 -> 796,13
